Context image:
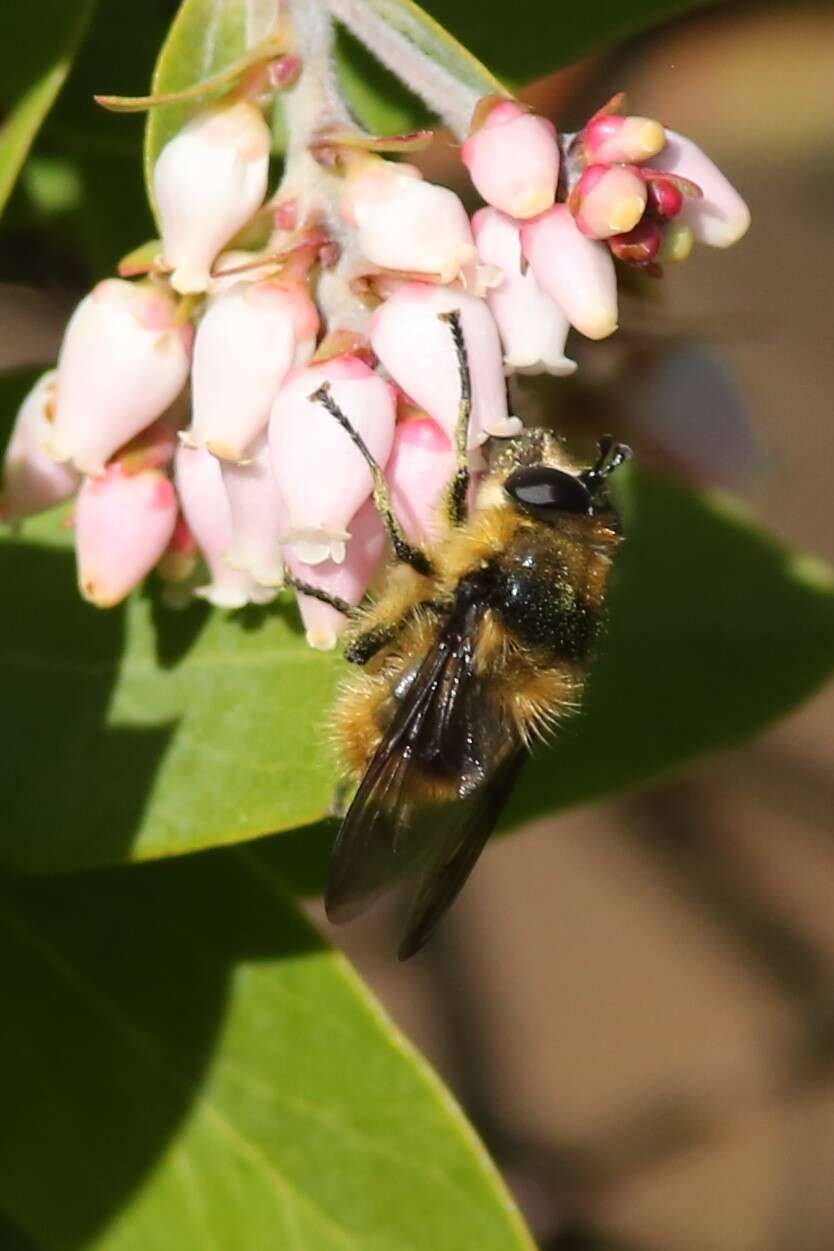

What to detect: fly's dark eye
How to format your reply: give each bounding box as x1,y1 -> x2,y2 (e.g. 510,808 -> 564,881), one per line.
504,466 -> 592,519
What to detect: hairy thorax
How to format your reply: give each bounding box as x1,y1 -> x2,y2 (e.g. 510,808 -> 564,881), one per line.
334,495 -> 621,779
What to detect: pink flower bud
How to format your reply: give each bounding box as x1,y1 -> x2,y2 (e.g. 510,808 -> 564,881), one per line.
47,280 -> 192,476
386,414 -> 456,545
174,443 -> 275,608
583,114 -> 666,165
220,433 -> 286,587
188,279 -> 319,461
570,164 -> 647,239
75,464 -> 177,607
609,219 -> 663,265
1,371 -> 80,522
154,100 -> 271,294
269,355 -> 396,565
472,208 -> 575,377
521,206 -> 618,340
285,500 -> 385,650
370,282 -> 521,446
342,161 -> 477,285
461,99 -> 559,220
658,131 -> 750,247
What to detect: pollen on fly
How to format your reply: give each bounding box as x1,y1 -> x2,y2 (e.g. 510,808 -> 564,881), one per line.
289,311 -> 631,961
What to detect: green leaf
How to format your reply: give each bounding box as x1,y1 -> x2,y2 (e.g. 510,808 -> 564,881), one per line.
0,849 -> 534,1251
357,0 -> 504,98
0,0 -> 97,215
143,0 -> 284,218
0,469 -> 832,877
366,0 -> 716,96
2,0 -> 174,277
0,506 -> 342,873
328,0 -> 720,133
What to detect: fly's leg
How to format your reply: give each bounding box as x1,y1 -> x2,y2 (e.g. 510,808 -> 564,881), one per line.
286,575 -> 392,663
284,574 -> 352,616
310,383 -> 433,577
287,566 -> 400,676
343,621 -> 401,666
438,310 -> 472,528
343,597 -> 445,666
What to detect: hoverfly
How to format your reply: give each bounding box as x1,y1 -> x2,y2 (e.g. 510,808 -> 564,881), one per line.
289,312 -> 630,959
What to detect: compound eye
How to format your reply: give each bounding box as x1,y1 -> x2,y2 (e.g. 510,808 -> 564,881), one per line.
504,466 -> 592,518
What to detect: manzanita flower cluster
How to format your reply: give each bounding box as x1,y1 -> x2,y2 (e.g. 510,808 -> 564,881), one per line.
1,22 -> 749,650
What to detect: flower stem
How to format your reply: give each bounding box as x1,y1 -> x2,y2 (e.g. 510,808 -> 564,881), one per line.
324,0 -> 499,138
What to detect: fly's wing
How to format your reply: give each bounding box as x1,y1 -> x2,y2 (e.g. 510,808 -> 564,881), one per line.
325,601 -> 527,957
396,745 -> 526,960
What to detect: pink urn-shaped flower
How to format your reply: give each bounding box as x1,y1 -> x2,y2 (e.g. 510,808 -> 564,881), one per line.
220,433 -> 286,588
570,164 -> 648,240
370,282 -> 521,447
521,206 -> 618,340
385,413 -> 457,546
75,464 -> 178,607
285,500 -> 386,651
583,112 -> 666,165
175,443 -> 275,608
472,208 -> 575,376
47,279 -> 192,476
188,279 -> 319,462
658,130 -> 751,247
462,98 -> 559,220
269,355 -> 396,565
154,100 -> 272,294
342,159 -> 478,285
1,371 -> 80,522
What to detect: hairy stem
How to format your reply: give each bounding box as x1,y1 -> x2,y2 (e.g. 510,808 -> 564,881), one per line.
273,0 -> 372,332
324,0 -> 488,138
284,0 -> 354,139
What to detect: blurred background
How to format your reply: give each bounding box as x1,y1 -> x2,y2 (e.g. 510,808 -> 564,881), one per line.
315,5 -> 834,1249
2,3 -> 833,1249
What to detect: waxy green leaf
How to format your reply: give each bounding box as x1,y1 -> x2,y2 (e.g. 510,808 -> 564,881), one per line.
328,0 -> 500,135
0,0 -> 97,215
420,0 -> 718,88
0,504 -> 342,873
329,0 -> 719,133
0,848 -> 534,1250
0,470 -> 832,876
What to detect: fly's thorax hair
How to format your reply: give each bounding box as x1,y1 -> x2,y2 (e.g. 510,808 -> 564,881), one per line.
530,514 -> 622,614
433,501 -> 520,592
485,428 -> 580,479
434,481 -> 621,625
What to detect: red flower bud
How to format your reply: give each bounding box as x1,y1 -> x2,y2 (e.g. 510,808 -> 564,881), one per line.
645,176 -> 684,221
608,220 -> 663,265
